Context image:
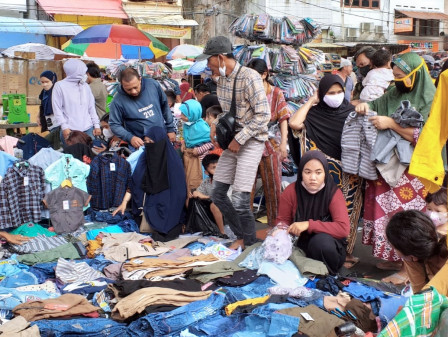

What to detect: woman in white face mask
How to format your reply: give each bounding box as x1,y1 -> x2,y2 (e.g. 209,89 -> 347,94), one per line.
289,74 -> 363,270
93,114 -> 121,153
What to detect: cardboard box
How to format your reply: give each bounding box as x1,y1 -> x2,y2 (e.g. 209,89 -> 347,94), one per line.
0,58 -> 27,99
27,60 -> 63,105
14,51 -> 36,59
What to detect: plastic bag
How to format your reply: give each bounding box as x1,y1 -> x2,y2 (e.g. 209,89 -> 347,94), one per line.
262,224 -> 294,264
185,198 -> 222,237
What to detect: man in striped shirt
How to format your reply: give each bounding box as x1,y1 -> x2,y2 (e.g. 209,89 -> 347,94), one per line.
197,36 -> 270,249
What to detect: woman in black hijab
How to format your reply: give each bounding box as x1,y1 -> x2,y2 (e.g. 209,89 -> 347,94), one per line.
277,150 -> 350,274
288,74 -> 363,268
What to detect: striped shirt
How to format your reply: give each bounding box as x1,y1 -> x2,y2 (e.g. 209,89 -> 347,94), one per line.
214,63 -> 270,145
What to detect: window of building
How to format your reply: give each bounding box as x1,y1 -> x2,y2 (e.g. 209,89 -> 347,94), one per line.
342,0 -> 380,9
419,19 -> 440,37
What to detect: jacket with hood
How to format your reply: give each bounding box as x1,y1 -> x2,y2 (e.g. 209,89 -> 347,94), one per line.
52,59 -> 100,132
109,78 -> 174,143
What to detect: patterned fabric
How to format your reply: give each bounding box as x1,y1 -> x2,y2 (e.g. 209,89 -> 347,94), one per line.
251,87 -> 290,226
214,63 -> 270,145
291,128 -> 363,254
197,177 -> 213,197
195,142 -> 214,161
55,258 -> 104,284
0,164 -> 45,229
8,234 -> 68,254
87,154 -> 131,210
362,170 -> 427,261
378,287 -> 448,337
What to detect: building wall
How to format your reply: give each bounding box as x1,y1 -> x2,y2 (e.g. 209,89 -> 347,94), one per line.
182,0 -> 248,45
251,0 -> 445,50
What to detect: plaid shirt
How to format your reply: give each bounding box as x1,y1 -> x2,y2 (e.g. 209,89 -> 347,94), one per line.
378,287 -> 448,337
0,164 -> 45,229
214,63 -> 270,145
87,154 -> 132,210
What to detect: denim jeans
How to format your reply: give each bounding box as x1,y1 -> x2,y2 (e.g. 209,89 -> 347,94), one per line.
27,262 -> 57,283
32,318 -> 127,337
212,181 -> 257,246
224,276 -> 274,304
127,290 -> 228,337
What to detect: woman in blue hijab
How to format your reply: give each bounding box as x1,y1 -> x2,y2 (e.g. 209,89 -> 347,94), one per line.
131,126 -> 187,239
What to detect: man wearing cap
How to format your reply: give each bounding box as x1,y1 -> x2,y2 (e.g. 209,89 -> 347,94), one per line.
337,58 -> 354,102
196,36 -> 270,250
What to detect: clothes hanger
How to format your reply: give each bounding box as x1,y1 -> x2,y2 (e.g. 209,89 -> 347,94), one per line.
60,178 -> 72,188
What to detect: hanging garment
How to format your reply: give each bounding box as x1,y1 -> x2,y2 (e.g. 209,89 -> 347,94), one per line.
87,154 -> 131,210
0,135 -> 18,156
341,111 -> 378,180
44,186 -> 90,234
0,151 -> 17,180
28,148 -> 63,171
17,133 -> 51,160
44,154 -> 90,192
0,163 -> 45,229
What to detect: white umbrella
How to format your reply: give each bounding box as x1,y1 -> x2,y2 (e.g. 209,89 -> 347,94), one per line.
167,59 -> 194,71
167,44 -> 203,60
1,43 -> 79,60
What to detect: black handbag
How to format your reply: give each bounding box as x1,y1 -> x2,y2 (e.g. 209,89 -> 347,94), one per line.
216,66 -> 242,150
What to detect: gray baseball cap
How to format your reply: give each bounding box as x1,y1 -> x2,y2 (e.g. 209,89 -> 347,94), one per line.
196,36 -> 233,61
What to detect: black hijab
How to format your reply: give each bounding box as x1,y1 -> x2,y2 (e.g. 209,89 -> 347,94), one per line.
295,150 -> 338,222
304,74 -> 354,160
38,71 -> 57,133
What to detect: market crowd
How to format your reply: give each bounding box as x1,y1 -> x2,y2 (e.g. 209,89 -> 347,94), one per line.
0,36 -> 448,336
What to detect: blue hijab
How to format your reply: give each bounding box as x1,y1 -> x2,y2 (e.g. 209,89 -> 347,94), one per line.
180,99 -> 211,148
38,70 -> 57,116
131,126 -> 186,234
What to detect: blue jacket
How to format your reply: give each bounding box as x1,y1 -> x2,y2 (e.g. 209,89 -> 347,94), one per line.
109,78 -> 174,142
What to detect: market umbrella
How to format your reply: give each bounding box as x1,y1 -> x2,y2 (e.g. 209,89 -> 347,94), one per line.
167,44 -> 203,60
187,59 -> 208,75
62,24 -> 169,60
2,43 -> 79,60
167,59 -> 194,71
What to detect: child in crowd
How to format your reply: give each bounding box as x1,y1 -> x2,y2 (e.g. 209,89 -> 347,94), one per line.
205,105 -> 224,156
180,99 -> 214,192
360,49 -> 394,102
425,187 -> 448,236
164,90 -> 182,139
386,210 -> 448,295
189,154 -> 225,235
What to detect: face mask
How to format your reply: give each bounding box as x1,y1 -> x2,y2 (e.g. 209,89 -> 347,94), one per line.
218,56 -> 226,77
394,80 -> 412,93
301,181 -> 325,194
359,65 -> 370,77
425,210 -> 448,227
323,92 -> 345,108
102,128 -> 114,140
393,60 -> 424,93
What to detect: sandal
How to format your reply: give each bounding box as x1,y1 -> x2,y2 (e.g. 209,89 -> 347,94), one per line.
343,257 -> 360,269
382,272 -> 409,285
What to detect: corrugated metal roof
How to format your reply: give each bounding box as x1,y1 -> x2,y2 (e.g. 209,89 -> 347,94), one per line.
122,1 -> 198,26
0,16 -> 83,36
36,0 -> 128,19
396,10 -> 448,20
